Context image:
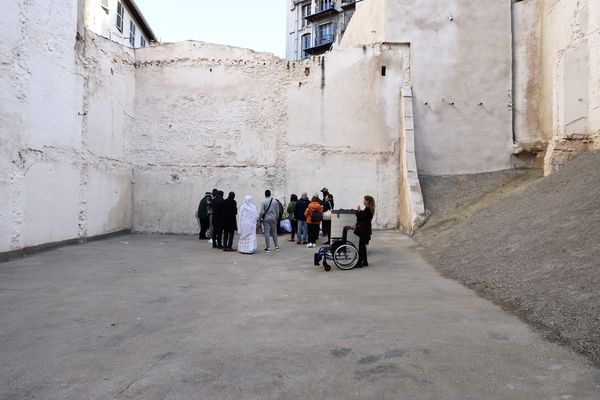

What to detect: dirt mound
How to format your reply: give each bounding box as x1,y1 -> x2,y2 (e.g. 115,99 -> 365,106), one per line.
416,151 -> 600,365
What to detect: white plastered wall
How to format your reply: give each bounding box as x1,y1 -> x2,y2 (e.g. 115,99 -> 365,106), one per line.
132,43 -> 292,234
538,0 -> 600,174
286,44 -> 411,230
132,42 -> 413,233
0,0 -> 134,254
341,0 -> 514,176
512,0 -> 544,146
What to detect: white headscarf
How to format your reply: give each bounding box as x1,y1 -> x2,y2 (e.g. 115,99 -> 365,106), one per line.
238,195 -> 259,238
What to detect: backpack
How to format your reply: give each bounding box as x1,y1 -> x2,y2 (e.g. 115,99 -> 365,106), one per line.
311,209 -> 323,222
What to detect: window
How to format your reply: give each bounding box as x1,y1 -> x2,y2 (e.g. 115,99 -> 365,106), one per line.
316,23 -> 334,45
129,21 -> 136,47
140,36 -> 146,48
301,34 -> 311,59
301,4 -> 311,27
317,0 -> 334,12
100,0 -> 109,12
116,1 -> 124,32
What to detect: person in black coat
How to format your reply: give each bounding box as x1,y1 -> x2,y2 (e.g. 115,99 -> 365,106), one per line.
294,192 -> 310,245
322,192 -> 334,244
211,190 -> 225,249
353,195 -> 374,267
222,191 -> 238,251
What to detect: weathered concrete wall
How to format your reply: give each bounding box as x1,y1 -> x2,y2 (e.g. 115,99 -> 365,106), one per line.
510,0 -> 546,169
336,0 -> 386,47
286,44 -> 412,230
341,0 -> 514,176
132,43 -> 292,234
132,41 -> 416,233
81,34 -> 135,237
538,0 -> 600,174
512,0 -> 543,146
0,0 -> 134,255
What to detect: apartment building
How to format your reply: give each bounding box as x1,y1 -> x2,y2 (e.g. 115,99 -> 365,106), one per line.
286,0 -> 361,60
85,0 -> 156,48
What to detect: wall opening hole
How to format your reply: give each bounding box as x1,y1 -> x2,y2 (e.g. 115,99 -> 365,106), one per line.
381,66 -> 387,76
304,67 -> 310,76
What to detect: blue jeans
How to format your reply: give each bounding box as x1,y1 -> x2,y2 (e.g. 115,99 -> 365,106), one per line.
297,220 -> 308,243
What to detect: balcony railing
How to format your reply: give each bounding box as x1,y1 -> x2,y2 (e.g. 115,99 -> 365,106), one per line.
316,2 -> 335,13
315,33 -> 335,46
305,2 -> 340,23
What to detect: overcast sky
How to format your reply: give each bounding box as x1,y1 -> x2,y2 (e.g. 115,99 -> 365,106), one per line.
135,0 -> 287,57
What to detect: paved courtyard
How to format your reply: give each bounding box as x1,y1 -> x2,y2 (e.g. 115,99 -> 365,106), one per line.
0,232 -> 599,399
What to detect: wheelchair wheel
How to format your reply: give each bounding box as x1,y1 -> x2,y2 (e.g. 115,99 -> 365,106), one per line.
333,243 -> 359,270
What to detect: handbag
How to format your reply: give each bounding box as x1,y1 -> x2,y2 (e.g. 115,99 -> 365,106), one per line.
323,210 -> 332,221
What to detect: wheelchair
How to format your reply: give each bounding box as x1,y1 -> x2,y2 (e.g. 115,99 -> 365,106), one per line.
313,210 -> 359,271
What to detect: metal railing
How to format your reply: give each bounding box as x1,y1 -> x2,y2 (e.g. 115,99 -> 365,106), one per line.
316,2 -> 336,13
315,33 -> 335,46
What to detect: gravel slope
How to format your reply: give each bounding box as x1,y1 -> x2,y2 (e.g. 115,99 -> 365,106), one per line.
415,151 -> 600,366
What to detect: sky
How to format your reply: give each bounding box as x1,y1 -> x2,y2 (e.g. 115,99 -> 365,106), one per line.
135,0 -> 288,58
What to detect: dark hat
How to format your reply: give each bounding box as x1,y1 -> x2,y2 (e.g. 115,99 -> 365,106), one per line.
321,187 -> 329,193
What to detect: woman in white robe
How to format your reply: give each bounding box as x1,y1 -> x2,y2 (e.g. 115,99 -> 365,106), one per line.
237,195 -> 259,254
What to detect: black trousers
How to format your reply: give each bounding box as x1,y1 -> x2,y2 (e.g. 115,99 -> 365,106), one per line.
322,220 -> 331,235
308,223 -> 320,244
322,220 -> 331,242
358,237 -> 368,264
199,218 -> 210,239
290,219 -> 298,240
212,224 -> 223,248
223,230 -> 235,249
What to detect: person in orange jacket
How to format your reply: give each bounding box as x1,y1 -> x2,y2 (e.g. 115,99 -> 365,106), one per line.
304,195 -> 323,248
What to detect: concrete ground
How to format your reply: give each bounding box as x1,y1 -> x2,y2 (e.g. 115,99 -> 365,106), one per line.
0,232 -> 599,400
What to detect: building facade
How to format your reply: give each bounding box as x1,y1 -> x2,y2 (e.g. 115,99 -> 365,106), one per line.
286,0 -> 361,60
85,0 -> 156,48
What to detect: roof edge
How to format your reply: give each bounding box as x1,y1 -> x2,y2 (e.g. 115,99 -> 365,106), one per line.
123,0 -> 157,42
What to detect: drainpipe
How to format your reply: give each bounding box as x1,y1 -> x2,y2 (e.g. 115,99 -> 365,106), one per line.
511,0 -> 525,144
510,0 -> 518,144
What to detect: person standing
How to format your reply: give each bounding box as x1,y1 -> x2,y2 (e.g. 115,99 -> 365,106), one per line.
260,190 -> 280,252
197,192 -> 212,240
222,191 -> 238,251
207,188 -> 217,244
211,190 -> 225,249
321,190 -> 334,244
304,195 -> 323,248
353,195 -> 375,267
237,195 -> 258,254
287,194 -> 298,242
294,192 -> 310,245
275,198 -> 284,236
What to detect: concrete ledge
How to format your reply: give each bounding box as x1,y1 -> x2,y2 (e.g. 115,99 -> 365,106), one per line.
0,230 -> 131,263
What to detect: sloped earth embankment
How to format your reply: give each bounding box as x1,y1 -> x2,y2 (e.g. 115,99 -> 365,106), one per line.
415,151 -> 600,366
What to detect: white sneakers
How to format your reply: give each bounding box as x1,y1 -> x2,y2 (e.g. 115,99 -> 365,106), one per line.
306,243 -> 316,248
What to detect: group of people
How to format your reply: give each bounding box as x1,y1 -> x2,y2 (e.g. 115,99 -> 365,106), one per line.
196,187 -> 374,267
286,188 -> 334,248
196,189 -> 239,251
